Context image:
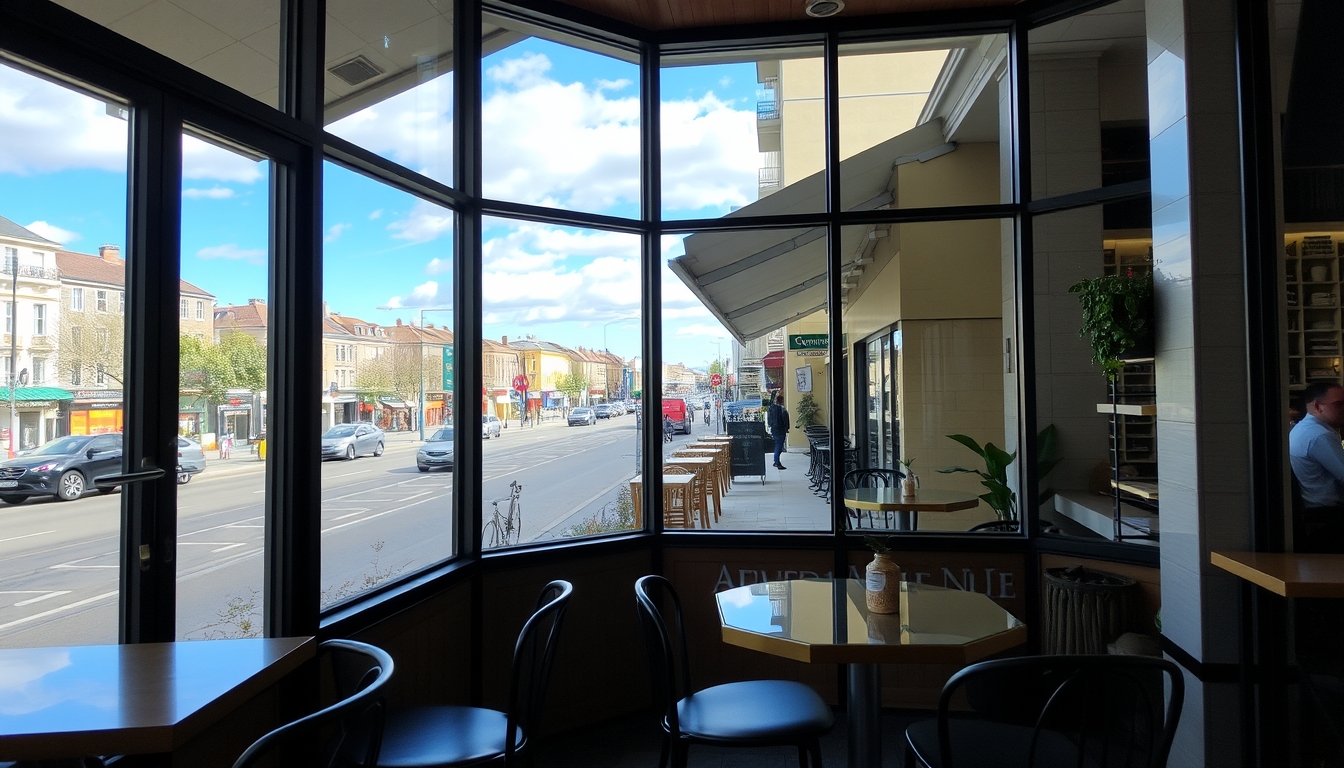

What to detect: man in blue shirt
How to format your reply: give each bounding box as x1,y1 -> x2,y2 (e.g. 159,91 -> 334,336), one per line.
1289,382 -> 1344,551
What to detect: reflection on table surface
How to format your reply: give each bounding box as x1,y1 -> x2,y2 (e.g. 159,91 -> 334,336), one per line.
717,579 -> 1022,650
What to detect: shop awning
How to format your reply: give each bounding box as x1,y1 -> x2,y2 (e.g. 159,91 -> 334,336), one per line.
762,350 -> 784,367
378,398 -> 416,409
670,120 -> 953,344
0,387 -> 75,402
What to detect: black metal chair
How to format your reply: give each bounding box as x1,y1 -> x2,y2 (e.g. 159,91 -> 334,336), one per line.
375,580 -> 573,768
842,468 -> 903,529
635,575 -> 833,768
904,654 -> 1184,768
232,639 -> 395,768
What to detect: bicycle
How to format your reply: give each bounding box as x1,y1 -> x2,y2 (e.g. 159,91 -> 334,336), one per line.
484,480 -> 523,548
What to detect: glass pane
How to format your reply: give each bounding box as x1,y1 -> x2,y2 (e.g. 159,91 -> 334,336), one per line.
661,47 -> 824,221
320,161 -> 455,607
839,34 -> 1010,208
177,129 -> 271,639
1028,4 -> 1150,201
480,218 -> 641,546
662,228 -> 830,532
54,0 -> 282,109
840,220 -> 1013,534
481,15 -> 640,217
0,62 -> 128,647
325,0 -> 455,186
1030,205 -> 1156,543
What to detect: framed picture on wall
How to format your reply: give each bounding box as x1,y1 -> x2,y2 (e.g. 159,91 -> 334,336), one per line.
796,365 -> 812,393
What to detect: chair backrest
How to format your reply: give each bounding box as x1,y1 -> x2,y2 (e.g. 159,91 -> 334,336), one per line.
232,639 -> 395,768
505,579 -> 574,762
844,467 -> 903,489
634,575 -> 692,735
936,654 -> 1184,768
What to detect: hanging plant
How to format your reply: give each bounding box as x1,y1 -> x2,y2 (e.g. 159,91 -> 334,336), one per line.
1068,273 -> 1154,380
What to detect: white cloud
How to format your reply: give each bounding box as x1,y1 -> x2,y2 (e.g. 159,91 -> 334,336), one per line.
0,63 -> 128,175
388,201 -> 454,244
327,77 -> 454,183
425,258 -> 450,275
183,186 -> 236,199
197,243 -> 266,264
182,135 -> 265,184
324,223 -> 351,243
23,221 -> 78,245
675,322 -> 732,339
368,209 -> 384,220
385,280 -> 440,308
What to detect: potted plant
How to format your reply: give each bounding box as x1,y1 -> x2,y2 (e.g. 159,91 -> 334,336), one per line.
793,392 -> 822,428
1068,272 -> 1155,380
898,458 -> 918,498
937,426 -> 1061,524
861,535 -> 900,614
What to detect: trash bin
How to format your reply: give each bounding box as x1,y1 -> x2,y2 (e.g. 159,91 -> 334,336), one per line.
256,432 -> 267,460
1043,566 -> 1137,654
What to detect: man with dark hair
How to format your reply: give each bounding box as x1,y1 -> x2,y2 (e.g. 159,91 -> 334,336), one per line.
767,393 -> 790,470
1290,382 -> 1344,550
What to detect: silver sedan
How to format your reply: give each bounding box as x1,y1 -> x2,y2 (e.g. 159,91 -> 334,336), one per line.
321,422 -> 385,460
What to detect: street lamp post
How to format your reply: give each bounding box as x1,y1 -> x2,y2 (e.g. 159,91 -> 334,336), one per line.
377,305 -> 451,441
7,255 -> 16,458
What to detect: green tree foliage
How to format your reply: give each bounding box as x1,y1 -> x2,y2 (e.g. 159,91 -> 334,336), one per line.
355,344 -> 422,405
180,331 -> 267,403
551,369 -> 590,404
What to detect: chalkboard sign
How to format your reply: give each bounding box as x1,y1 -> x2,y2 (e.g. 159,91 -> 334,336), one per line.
725,421 -> 767,483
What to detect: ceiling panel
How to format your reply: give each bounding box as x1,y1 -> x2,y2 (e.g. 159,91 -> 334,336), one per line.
552,0 -> 1021,31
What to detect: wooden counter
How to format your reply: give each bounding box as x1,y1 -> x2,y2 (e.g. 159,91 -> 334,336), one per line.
1210,551 -> 1344,598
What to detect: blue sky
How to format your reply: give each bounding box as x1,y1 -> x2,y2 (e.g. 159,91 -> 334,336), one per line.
0,36 -> 762,369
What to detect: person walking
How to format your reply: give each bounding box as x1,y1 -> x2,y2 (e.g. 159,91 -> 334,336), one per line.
767,393 -> 790,469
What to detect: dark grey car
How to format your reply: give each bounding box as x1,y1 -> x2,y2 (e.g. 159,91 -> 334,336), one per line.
0,433 -> 124,503
321,422 -> 385,460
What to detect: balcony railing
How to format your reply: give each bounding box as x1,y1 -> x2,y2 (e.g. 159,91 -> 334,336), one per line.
759,166 -> 781,191
756,100 -> 780,121
1,264 -> 60,280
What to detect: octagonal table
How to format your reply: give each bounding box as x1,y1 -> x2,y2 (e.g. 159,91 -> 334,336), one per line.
716,578 -> 1025,768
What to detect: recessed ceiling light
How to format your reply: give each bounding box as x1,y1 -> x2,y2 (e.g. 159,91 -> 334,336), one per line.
805,0 -> 845,18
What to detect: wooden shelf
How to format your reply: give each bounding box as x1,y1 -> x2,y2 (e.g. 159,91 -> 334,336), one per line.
1096,403 -> 1157,416
1111,479 -> 1159,499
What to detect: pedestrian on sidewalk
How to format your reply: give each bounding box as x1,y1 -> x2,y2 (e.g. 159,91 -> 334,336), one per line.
767,393 -> 790,470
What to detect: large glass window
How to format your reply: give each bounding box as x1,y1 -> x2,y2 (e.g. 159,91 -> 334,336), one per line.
661,228 -> 830,532
480,218 -> 641,546
0,61 -> 127,647
320,160 -> 456,607
176,129 -> 272,639
660,47 -> 824,222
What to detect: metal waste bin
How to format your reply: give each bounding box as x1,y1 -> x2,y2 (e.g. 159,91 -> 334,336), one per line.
1043,566 -> 1137,654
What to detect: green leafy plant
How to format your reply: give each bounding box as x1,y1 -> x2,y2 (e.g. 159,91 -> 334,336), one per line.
1067,274 -> 1154,380
939,426 -> 1063,523
794,392 -> 822,428
898,458 -> 915,474
560,485 -> 636,538
862,534 -> 894,553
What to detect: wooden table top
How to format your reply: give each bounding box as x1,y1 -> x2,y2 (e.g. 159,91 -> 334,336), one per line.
667,456 -> 715,465
0,636 -> 315,761
1211,551 -> 1344,597
631,474 -> 696,486
843,488 -> 980,513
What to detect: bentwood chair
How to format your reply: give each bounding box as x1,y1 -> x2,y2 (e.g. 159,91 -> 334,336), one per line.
904,654 -> 1184,768
635,575 -> 833,768
232,639 -> 395,768
375,580 -> 573,768
663,465 -> 708,528
842,468 -> 904,529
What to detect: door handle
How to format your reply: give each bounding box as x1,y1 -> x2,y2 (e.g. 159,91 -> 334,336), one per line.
94,468 -> 166,487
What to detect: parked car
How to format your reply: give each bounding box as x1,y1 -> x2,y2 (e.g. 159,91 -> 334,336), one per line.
321,422 -> 385,460
592,404 -> 613,419
661,398 -> 693,434
417,427 -> 454,472
482,414 -> 502,439
0,433 -> 125,503
568,407 -> 596,426
177,437 -> 206,484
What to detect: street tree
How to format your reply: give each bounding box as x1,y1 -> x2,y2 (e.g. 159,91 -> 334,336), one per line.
550,369 -> 589,406
58,311 -> 125,386
354,344 -> 422,409
180,331 -> 267,403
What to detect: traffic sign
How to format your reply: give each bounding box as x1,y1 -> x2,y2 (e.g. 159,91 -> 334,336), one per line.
710,373 -> 722,386
512,374 -> 530,392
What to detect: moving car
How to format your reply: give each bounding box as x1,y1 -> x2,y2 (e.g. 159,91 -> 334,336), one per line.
568,407 -> 596,426
592,404 -> 613,419
0,433 -> 125,503
661,398 -> 693,434
321,422 -> 385,460
482,414 -> 502,439
177,437 -> 206,484
417,427 -> 454,472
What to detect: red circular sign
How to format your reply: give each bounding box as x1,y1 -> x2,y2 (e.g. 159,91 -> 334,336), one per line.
229,398 -> 242,406
710,373 -> 722,386
512,374 -> 530,392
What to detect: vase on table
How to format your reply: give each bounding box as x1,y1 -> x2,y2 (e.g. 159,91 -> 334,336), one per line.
865,552 -> 901,614
901,474 -> 919,499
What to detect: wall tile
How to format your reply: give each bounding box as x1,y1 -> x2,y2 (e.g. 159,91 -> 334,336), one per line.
1159,560 -> 1205,660
1158,419 -> 1198,489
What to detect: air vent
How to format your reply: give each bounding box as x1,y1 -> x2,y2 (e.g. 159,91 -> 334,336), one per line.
329,56 -> 385,86
805,0 -> 844,17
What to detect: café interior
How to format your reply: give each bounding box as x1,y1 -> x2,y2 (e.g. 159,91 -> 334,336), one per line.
0,0 -> 1332,765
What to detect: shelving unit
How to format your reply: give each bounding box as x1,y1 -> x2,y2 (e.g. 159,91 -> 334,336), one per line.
1098,359 -> 1158,542
1285,232 -> 1344,395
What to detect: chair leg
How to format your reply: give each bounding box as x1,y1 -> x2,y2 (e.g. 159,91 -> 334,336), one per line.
671,740 -> 690,768
658,734 -> 671,768
903,741 -> 921,768
797,744 -> 809,768
808,738 -> 825,768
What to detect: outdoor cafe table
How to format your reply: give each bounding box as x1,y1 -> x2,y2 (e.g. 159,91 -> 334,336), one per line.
716,579 -> 1025,768
666,456 -> 721,522
0,636 -> 315,764
677,445 -> 732,494
843,487 -> 979,531
629,473 -> 701,529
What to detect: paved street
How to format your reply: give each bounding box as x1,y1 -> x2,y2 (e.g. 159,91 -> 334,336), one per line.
0,411 -> 712,647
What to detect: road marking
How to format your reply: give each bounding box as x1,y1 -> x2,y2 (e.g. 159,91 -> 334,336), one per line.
211,543 -> 248,553
322,494 -> 444,533
535,474 -> 635,538
14,591 -> 71,607
0,590 -> 119,632
179,541 -> 237,546
329,469 -> 372,479
332,509 -> 371,521
0,530 -> 54,544
51,553 -> 118,570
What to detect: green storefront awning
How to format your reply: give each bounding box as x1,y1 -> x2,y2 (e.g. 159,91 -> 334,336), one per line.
0,387 -> 76,402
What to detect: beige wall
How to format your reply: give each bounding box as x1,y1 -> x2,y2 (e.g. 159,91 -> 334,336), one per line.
782,312 -> 831,449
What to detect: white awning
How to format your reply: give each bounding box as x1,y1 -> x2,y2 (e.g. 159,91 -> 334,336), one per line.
670,120 -> 953,344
